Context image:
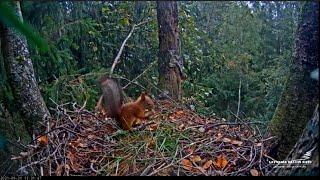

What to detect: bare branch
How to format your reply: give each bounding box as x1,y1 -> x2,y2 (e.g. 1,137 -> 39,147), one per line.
110,19 -> 152,75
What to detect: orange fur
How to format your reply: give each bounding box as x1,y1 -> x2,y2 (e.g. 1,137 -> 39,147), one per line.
97,76 -> 154,131
119,92 -> 155,131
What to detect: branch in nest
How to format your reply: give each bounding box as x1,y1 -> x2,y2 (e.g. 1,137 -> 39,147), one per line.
205,121 -> 266,130
133,121 -> 156,131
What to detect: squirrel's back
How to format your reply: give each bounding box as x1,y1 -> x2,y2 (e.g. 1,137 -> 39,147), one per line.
99,76 -> 123,118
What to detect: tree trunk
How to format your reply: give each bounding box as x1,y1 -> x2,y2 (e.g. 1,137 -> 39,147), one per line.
156,1 -> 183,100
0,1 -> 50,137
267,2 -> 319,160
270,105 -> 319,176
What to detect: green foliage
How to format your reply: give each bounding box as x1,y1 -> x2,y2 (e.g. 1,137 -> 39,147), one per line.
42,70 -> 106,111
1,1 -> 301,129
178,2 -> 301,125
0,2 -> 48,52
18,1 -> 159,106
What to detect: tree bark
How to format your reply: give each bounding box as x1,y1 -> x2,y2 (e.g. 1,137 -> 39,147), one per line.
267,2 -> 319,159
156,1 -> 184,100
270,105 -> 319,176
0,1 -> 50,137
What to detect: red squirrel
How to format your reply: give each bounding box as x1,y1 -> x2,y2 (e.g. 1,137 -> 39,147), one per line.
96,76 -> 155,131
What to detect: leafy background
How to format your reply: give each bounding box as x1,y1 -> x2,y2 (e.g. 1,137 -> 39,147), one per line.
0,1 -> 301,130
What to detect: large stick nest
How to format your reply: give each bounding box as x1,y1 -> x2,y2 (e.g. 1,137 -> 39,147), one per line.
11,100 -> 276,176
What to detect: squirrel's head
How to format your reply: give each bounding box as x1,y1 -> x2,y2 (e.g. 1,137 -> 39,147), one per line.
139,92 -> 155,110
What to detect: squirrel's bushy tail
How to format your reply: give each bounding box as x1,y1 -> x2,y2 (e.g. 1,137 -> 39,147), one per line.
99,75 -> 123,118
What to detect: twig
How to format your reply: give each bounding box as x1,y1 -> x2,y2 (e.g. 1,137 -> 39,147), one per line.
236,78 -> 242,119
147,152 -> 193,176
123,61 -> 157,89
133,121 -> 156,131
260,136 -> 276,142
79,99 -> 87,111
16,158 -> 47,173
259,144 -> 264,176
205,121 -> 265,130
110,19 -> 151,75
116,76 -> 147,90
140,160 -> 157,176
91,163 -> 98,173
13,99 -> 274,176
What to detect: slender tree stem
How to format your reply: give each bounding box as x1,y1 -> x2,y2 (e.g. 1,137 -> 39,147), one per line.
236,78 -> 242,119
110,19 -> 151,75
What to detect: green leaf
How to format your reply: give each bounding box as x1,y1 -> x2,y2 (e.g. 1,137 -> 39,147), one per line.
102,6 -> 110,14
119,17 -> 130,26
0,2 -> 48,52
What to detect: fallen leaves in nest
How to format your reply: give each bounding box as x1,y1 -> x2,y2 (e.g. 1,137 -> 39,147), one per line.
11,100 -> 274,176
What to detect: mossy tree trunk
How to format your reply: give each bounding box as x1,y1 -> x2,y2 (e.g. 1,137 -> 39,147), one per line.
0,1 -> 50,137
156,1 -> 183,100
267,2 -> 319,160
271,105 -> 319,176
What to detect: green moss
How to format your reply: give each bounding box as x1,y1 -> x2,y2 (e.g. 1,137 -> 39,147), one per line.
268,69 -> 318,159
268,1 -> 319,159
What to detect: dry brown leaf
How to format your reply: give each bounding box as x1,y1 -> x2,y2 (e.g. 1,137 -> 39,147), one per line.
222,137 -> 231,143
216,133 -> 223,139
176,110 -> 184,116
250,169 -> 259,176
55,164 -> 63,176
78,143 -> 87,148
19,151 -> 30,157
88,135 -> 96,139
148,123 -> 158,131
67,152 -> 75,166
185,147 -> 194,154
37,135 -> 48,146
202,160 -> 213,170
118,161 -> 130,175
11,155 -> 23,160
78,77 -> 84,83
230,139 -> 243,146
90,159 -> 97,163
69,161 -> 82,172
85,128 -> 93,132
19,149 -> 34,157
146,138 -> 156,149
214,154 -> 228,169
64,164 -> 70,176
169,116 -> 176,121
222,138 -> 243,146
69,138 -> 87,148
198,127 -> 205,133
190,155 -> 202,163
181,159 -> 192,171
178,124 -> 185,131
